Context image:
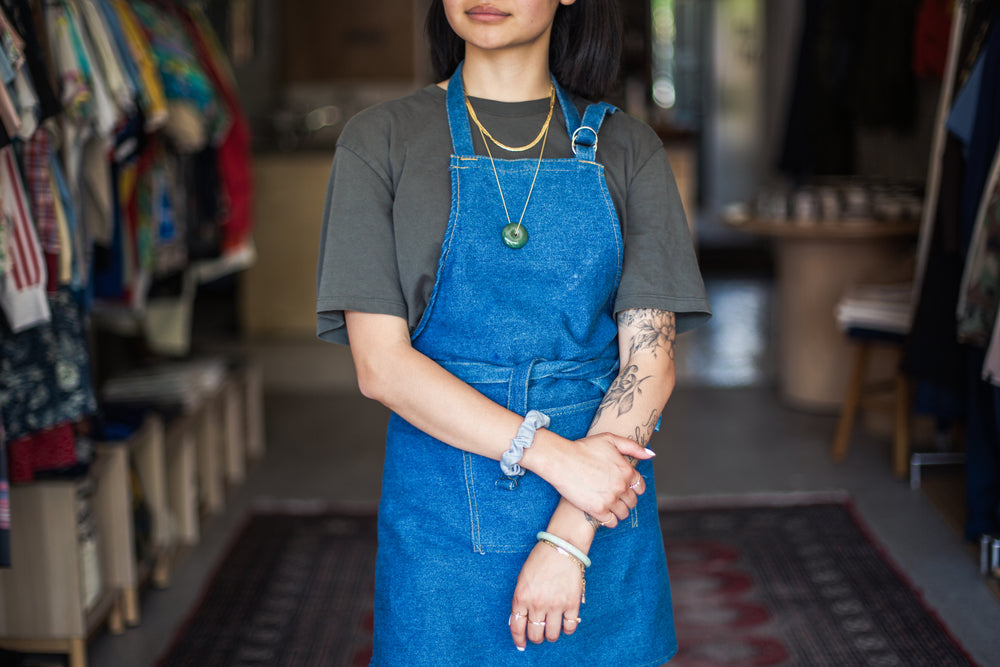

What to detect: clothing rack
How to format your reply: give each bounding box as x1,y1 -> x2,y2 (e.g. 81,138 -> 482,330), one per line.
912,0 -> 969,298
904,0 -> 1000,571
0,2 -> 259,664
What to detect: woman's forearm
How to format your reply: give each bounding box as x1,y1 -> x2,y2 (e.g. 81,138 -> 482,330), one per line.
345,311 -> 652,523
544,363 -> 675,551
544,309 -> 678,552
346,310 -> 572,474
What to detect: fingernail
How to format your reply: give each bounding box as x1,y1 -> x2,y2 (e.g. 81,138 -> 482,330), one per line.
644,448 -> 656,456
517,645 -> 525,652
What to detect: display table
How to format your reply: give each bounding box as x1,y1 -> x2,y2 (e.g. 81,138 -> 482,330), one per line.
726,217 -> 919,411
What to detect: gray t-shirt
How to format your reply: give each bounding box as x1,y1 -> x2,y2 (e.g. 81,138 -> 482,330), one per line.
317,84 -> 710,345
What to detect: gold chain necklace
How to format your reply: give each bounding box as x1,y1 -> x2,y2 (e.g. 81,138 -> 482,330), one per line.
465,84 -> 555,153
474,108 -> 550,250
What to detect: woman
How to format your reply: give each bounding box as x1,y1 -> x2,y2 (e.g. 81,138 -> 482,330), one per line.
316,1 -> 710,663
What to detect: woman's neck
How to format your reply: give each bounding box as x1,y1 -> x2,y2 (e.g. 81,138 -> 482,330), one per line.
459,50 -> 552,102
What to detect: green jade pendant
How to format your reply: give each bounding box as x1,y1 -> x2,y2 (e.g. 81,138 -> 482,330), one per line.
501,223 -> 528,249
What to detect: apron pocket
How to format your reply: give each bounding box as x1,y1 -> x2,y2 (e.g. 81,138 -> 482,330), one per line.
465,397 -> 638,554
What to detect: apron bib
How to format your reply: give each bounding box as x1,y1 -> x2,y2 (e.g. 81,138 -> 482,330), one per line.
372,63 -> 677,666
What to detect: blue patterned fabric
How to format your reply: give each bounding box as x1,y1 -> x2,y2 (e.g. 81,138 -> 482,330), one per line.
0,288 -> 97,441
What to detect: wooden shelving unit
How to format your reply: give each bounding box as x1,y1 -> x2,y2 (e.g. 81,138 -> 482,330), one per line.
0,359 -> 266,667
0,447 -> 131,667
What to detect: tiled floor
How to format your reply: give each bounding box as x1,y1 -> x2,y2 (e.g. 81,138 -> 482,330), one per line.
86,274 -> 1000,666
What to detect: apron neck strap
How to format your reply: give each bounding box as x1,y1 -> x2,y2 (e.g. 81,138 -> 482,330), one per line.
570,102 -> 618,162
553,78 -> 581,136
446,61 -> 611,159
446,61 -> 475,155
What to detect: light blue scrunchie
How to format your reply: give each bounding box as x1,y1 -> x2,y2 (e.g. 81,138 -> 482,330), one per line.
500,410 -> 551,477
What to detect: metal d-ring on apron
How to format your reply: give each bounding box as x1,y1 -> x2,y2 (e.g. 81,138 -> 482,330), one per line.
370,62 -> 677,666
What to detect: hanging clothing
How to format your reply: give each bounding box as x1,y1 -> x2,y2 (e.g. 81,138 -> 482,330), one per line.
92,0 -> 141,105
75,0 -> 133,119
965,346 -> 1000,540
0,41 -> 21,138
779,0 -> 923,178
51,168 -> 73,286
107,0 -> 166,131
984,304 -> 1000,383
11,57 -> 39,140
958,7 -> 1000,543
21,129 -> 61,292
0,144 -> 49,331
175,3 -> 252,253
854,0 -> 920,131
46,0 -> 96,254
778,0 -> 863,178
0,0 -> 64,125
49,145 -> 87,290
909,8 -> 1000,542
61,0 -> 116,138
0,422 -> 9,567
129,0 -> 229,152
957,146 -> 1000,346
45,0 -> 90,122
6,420 -> 77,482
913,0 -> 954,79
0,287 -> 96,442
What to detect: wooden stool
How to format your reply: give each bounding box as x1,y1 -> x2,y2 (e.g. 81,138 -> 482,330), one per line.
831,331 -> 913,479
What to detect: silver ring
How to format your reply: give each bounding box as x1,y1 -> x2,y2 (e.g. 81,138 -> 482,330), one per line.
629,478 -> 641,490
570,125 -> 598,156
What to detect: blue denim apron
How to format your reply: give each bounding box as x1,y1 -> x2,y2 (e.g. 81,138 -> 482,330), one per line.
372,63 -> 677,666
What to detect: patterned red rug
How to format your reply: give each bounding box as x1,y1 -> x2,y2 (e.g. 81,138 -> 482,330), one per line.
157,496 -> 979,666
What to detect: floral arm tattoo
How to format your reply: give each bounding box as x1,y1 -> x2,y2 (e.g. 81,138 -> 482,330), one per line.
633,409 -> 660,448
592,309 -> 676,423
592,364 -> 651,421
616,308 -> 677,362
584,310 -> 676,531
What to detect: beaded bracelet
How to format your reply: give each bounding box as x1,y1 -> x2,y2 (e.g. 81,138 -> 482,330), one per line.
500,410 -> 550,477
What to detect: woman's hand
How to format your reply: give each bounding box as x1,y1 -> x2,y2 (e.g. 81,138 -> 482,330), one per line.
523,431 -> 650,529
508,541 -> 585,650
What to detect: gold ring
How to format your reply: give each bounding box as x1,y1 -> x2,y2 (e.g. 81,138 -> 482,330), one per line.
511,611 -> 526,621
564,616 -> 582,624
528,619 -> 546,626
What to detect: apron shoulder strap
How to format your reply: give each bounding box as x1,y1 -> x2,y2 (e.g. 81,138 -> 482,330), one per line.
571,102 -> 618,162
446,62 -> 475,156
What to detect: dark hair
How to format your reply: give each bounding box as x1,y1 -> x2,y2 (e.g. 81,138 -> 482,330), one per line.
425,0 -> 622,100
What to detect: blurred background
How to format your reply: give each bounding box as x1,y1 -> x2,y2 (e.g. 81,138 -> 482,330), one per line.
2,1 -> 999,665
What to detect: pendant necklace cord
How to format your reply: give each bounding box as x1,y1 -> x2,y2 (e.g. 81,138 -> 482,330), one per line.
466,85 -> 555,152
477,110 -> 550,239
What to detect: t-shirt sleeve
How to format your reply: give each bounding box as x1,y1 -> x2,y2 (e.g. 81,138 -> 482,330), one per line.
614,143 -> 712,334
316,120 -> 407,345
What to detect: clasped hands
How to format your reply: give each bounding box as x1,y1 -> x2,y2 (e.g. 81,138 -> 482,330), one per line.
510,432 -> 652,650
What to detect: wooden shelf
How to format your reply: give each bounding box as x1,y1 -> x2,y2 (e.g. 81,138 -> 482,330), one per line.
0,450 -> 130,667
724,216 -> 921,240
0,359 -> 265,667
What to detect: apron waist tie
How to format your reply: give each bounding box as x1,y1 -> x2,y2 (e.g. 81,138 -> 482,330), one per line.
439,357 -> 619,414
